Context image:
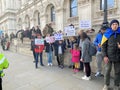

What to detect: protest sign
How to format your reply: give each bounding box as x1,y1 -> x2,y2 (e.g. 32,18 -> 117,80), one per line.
45,36 -> 55,43
65,26 -> 75,36
79,20 -> 91,29
54,33 -> 63,40
35,38 -> 44,45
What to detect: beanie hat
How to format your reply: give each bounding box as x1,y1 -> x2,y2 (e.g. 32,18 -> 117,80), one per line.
110,19 -> 119,27
100,27 -> 106,30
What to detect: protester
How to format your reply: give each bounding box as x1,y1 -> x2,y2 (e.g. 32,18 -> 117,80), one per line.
77,30 -> 84,71
44,34 -> 54,66
34,34 -> 44,68
80,32 -> 92,80
94,27 -> 106,77
102,19 -> 120,90
54,40 -> 66,69
68,36 -> 77,69
70,44 -> 80,73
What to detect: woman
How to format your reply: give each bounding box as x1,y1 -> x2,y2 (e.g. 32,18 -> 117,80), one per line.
80,32 -> 92,80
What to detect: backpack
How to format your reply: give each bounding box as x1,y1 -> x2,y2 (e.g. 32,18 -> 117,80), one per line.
89,42 -> 97,56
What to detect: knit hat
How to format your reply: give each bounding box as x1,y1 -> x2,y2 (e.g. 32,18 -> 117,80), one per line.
110,19 -> 119,27
100,27 -> 106,30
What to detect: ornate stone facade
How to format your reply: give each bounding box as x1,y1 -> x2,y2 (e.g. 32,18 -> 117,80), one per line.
0,0 -> 21,34
0,0 -> 120,34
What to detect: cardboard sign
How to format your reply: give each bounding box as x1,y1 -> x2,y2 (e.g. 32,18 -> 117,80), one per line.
35,38 -> 44,45
45,36 -> 55,43
64,26 -> 75,36
79,20 -> 91,29
54,33 -> 63,40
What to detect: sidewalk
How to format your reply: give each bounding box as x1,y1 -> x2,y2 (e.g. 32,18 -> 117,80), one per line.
2,49 -> 111,90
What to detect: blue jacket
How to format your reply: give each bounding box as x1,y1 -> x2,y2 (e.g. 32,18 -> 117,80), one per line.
94,32 -> 103,52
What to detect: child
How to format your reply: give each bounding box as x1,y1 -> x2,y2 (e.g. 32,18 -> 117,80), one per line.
70,44 -> 80,73
69,36 -> 77,69
54,40 -> 66,68
34,34 -> 44,68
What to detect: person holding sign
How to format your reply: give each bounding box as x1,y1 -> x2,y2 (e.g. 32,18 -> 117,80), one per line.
45,34 -> 54,66
34,34 -> 44,68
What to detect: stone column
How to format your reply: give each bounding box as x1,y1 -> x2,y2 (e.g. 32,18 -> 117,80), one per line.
55,8 -> 64,31
1,0 -> 5,12
30,18 -> 35,28
40,14 -> 47,30
22,22 -> 27,30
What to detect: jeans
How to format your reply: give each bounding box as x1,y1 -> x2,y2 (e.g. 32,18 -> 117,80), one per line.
35,52 -> 43,68
47,51 -> 53,63
96,51 -> 103,73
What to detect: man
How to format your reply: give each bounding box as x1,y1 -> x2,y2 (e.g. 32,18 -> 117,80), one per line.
0,53 -> 9,90
94,27 -> 106,77
102,19 -> 120,90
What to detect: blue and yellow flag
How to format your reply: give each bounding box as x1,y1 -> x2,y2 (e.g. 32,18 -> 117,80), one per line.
101,27 -> 120,45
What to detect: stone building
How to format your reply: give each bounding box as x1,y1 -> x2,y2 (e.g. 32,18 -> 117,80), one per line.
0,0 -> 119,34
0,0 -> 21,34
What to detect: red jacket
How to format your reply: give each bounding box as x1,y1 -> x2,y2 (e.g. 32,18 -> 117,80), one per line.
34,45 -> 44,53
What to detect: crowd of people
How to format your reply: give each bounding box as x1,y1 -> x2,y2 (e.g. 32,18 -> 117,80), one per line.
0,32 -> 15,51
29,20 -> 120,90
0,20 -> 120,90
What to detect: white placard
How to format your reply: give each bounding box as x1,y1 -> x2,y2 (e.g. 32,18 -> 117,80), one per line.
54,33 -> 63,40
65,26 -> 75,36
79,20 -> 91,29
35,38 -> 44,45
45,36 -> 55,43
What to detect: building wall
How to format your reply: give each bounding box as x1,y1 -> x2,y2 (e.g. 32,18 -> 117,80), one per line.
0,0 -> 19,34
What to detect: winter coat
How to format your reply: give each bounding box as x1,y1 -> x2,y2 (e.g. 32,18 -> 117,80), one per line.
102,34 -> 120,62
44,41 -> 54,52
70,49 -> 80,63
94,32 -> 103,52
81,38 -> 92,63
54,40 -> 66,56
34,45 -> 44,53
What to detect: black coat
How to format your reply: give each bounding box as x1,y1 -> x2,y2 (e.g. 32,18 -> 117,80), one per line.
44,41 -> 54,52
54,41 -> 66,56
102,34 -> 120,62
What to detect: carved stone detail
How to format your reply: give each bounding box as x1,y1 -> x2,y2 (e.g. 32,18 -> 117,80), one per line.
67,16 -> 79,25
78,0 -> 90,5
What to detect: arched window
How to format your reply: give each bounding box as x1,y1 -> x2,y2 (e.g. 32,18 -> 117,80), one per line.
51,6 -> 55,22
70,0 -> 78,17
100,0 -> 114,10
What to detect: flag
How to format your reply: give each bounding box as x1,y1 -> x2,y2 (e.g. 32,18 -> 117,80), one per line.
101,27 -> 120,45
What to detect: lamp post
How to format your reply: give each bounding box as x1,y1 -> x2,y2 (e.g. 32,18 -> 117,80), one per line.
102,0 -> 109,28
